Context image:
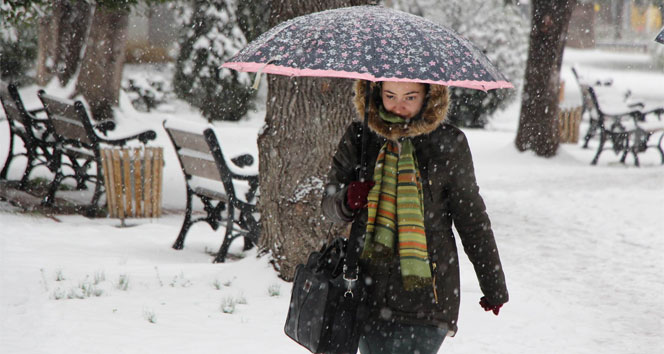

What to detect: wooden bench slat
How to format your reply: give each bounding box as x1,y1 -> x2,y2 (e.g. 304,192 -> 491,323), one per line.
180,155 -> 222,182
42,98 -> 91,144
193,186 -> 228,201
168,128 -> 211,153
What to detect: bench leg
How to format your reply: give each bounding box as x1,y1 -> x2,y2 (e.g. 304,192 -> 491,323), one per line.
632,151 -> 640,167
71,157 -> 90,190
18,154 -> 37,190
619,133 -> 630,164
0,131 -> 15,180
591,131 -> 606,165
242,238 -> 255,251
86,163 -> 104,216
42,171 -> 63,207
657,133 -> 664,164
172,190 -> 194,250
582,119 -> 597,149
240,209 -> 260,251
42,150 -> 63,206
214,205 -> 237,263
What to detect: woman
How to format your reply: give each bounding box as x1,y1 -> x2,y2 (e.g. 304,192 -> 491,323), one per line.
322,80 -> 509,354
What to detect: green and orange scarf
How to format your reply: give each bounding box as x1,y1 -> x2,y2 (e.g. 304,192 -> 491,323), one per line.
361,107 -> 431,291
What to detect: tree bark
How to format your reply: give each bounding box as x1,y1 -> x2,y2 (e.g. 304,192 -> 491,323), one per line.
36,0 -> 91,86
515,0 -> 576,157
259,0 -> 372,280
74,6 -> 129,121
55,0 -> 91,85
36,15 -> 56,86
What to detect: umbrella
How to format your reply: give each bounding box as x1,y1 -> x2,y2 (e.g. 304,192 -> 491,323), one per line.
656,26 -> 664,45
223,5 -> 514,179
222,5 -> 513,91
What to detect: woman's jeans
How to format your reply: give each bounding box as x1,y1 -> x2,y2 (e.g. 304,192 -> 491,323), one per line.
358,322 -> 448,354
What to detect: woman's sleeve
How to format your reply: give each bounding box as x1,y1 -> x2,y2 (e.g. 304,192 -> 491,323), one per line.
321,122 -> 361,223
448,132 -> 509,305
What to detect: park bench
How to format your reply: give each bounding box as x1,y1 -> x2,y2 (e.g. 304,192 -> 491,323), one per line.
584,85 -> 664,166
570,66 -> 646,148
37,90 -> 157,215
163,120 -> 260,263
0,81 -> 55,188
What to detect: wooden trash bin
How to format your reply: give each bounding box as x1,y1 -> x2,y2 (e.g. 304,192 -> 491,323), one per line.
100,147 -> 164,222
558,106 -> 583,144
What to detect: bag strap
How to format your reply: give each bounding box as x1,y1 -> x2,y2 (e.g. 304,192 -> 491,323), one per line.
342,80 -> 372,298
342,217 -> 364,298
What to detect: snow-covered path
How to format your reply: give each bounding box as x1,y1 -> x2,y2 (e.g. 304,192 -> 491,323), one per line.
1,48 -> 663,353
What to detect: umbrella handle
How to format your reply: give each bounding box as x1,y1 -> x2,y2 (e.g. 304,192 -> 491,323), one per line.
359,80 -> 371,182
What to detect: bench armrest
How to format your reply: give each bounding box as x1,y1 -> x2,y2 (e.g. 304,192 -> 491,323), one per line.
230,154 -> 254,168
627,102 -> 645,110
643,108 -> 664,117
100,129 -> 157,146
27,107 -> 46,116
93,120 -> 116,136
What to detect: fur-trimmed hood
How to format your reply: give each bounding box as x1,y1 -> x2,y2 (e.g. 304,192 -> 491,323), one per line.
353,80 -> 450,141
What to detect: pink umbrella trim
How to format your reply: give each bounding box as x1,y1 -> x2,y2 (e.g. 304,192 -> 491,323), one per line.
222,61 -> 514,91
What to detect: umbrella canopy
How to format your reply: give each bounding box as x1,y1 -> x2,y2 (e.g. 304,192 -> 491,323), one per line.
222,5 -> 513,91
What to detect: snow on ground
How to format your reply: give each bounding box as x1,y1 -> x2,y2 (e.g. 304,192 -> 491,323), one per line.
1,48 -> 663,353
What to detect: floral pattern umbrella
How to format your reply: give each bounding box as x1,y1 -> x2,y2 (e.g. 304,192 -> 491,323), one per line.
223,5 -> 513,91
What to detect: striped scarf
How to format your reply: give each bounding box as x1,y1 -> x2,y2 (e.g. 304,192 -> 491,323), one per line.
361,108 -> 431,291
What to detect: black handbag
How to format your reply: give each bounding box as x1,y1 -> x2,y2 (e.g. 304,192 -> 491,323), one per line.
284,220 -> 366,354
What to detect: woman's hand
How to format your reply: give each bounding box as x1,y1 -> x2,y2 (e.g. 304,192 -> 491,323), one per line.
479,296 -> 503,316
346,181 -> 375,210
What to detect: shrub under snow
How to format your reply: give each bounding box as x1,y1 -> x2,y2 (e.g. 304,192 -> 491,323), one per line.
173,0 -> 253,122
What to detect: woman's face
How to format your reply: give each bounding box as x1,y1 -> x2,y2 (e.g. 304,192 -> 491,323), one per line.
381,81 -> 426,120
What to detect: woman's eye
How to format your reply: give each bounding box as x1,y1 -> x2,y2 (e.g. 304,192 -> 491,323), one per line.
406,96 -> 416,101
385,95 -> 394,100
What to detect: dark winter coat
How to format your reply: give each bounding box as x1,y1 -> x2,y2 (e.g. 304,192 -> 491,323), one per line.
321,81 -> 509,336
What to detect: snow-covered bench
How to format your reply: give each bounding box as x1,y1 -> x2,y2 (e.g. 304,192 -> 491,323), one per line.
163,120 -> 260,263
37,90 -> 157,215
584,86 -> 664,166
570,66 -> 646,148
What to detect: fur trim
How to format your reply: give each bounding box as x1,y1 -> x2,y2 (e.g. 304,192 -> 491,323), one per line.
353,80 -> 449,141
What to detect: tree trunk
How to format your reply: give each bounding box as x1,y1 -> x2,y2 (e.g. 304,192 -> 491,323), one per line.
36,15 -> 56,86
259,0 -> 372,281
55,0 -> 91,86
515,0 -> 576,157
36,0 -> 91,86
74,6 -> 129,121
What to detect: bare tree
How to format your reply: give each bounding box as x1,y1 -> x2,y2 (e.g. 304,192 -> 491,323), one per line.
36,0 -> 91,86
515,0 -> 577,157
259,0 -> 372,280
73,5 -> 130,121
33,0 -> 166,120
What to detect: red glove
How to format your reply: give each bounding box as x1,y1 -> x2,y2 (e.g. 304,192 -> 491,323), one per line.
346,181 -> 375,210
480,296 -> 502,316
